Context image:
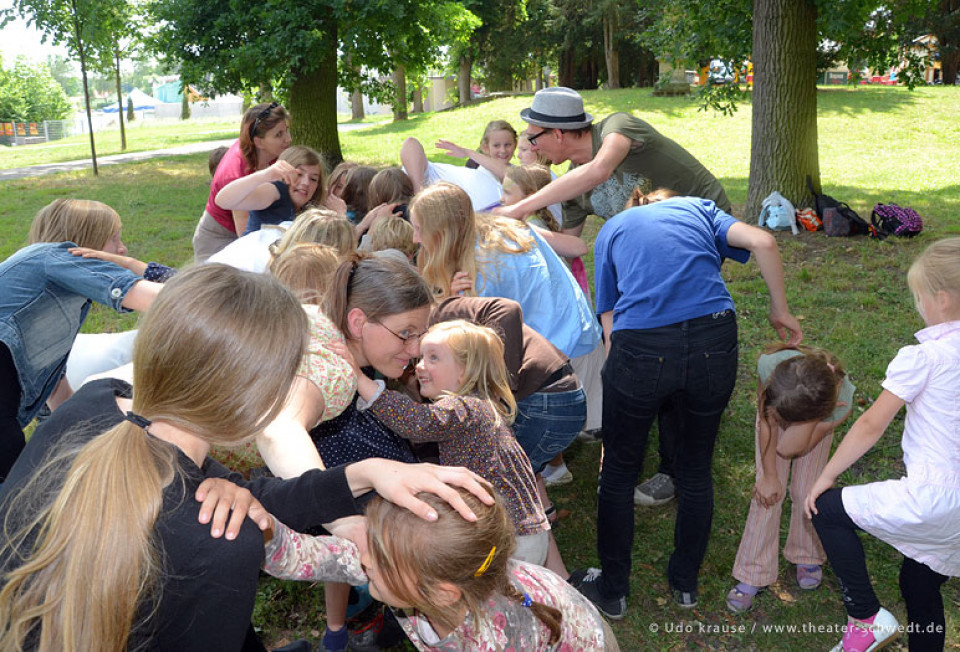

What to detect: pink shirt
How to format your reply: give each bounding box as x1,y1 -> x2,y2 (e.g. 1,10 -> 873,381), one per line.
204,140 -> 252,233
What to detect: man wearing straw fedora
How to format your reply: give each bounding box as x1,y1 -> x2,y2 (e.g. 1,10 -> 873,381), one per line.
497,87 -> 731,236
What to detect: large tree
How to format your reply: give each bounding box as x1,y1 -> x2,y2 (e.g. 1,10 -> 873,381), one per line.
150,0 -> 475,165
642,0 -> 928,218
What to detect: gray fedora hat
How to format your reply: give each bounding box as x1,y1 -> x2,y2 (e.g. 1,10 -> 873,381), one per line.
520,87 -> 594,129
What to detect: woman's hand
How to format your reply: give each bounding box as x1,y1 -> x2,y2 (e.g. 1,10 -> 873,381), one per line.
753,475 -> 783,508
803,474 -> 835,519
195,478 -> 272,539
435,139 -> 471,159
348,459 -> 494,522
449,271 -> 475,297
769,308 -> 803,347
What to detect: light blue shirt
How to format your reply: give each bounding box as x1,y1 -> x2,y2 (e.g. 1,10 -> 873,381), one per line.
476,227 -> 601,359
0,242 -> 140,426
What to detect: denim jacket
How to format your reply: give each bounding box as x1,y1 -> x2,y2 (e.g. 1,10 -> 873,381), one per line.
0,242 -> 140,426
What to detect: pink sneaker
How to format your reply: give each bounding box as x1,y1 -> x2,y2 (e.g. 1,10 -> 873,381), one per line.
829,607 -> 899,652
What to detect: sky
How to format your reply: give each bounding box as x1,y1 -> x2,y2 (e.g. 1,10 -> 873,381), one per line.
0,10 -> 70,64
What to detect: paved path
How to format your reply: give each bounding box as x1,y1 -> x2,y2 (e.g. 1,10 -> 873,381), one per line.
0,122 -> 376,181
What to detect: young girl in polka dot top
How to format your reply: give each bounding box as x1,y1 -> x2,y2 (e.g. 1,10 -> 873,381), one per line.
343,319 -> 551,565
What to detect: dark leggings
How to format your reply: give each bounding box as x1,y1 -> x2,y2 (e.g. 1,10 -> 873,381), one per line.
811,488 -> 881,619
900,556 -> 949,651
815,488 -> 951,650
0,343 -> 26,482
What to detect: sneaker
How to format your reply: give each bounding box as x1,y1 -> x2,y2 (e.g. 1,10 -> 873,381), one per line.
634,472 -> 676,506
671,585 -> 698,609
542,462 -> 573,486
829,607 -> 899,652
568,568 -> 627,620
725,583 -> 760,613
577,428 -> 603,444
796,564 -> 823,590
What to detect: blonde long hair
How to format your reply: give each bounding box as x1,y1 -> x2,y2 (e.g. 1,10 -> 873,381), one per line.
28,199 -> 122,250
366,489 -> 562,642
907,237 -> 960,308
425,320 -> 516,425
0,265 -> 307,652
410,183 -> 532,299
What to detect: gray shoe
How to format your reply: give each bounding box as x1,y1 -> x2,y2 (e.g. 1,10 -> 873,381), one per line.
634,472 -> 676,506
577,428 -> 602,444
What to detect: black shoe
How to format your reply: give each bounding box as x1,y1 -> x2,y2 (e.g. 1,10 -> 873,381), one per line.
671,585 -> 698,608
568,568 -> 626,620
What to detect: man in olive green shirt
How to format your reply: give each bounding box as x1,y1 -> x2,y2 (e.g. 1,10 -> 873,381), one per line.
497,87 -> 731,235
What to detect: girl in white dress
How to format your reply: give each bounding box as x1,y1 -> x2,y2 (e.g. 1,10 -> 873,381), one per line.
806,237 -> 960,652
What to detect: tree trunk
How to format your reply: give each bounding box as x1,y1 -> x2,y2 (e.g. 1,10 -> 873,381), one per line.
114,48 -> 126,151
458,55 -> 472,106
412,87 -> 423,113
288,32 -> 342,170
351,88 -> 365,120
180,89 -> 191,119
935,0 -> 959,85
259,82 -> 273,101
393,65 -> 408,121
536,68 -> 544,90
346,53 -> 364,120
745,0 -> 819,219
603,6 -> 621,89
71,0 -> 97,176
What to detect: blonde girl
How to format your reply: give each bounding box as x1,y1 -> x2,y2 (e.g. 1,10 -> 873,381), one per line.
368,216 -> 418,261
0,265 -> 494,652
268,242 -> 341,306
726,345 -> 853,613
216,145 -> 345,235
806,238 -> 960,652
400,121 -> 518,211
0,199 -> 162,480
269,209 -> 357,260
344,319 -> 551,565
517,132 -> 551,166
502,165 -> 559,232
266,489 -> 619,651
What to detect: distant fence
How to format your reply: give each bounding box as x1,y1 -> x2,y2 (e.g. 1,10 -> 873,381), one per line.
0,120 -> 74,146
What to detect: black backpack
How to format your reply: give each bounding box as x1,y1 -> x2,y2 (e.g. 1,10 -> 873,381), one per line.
806,176 -> 871,236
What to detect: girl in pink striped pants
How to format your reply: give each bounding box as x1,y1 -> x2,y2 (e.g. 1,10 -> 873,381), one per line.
726,346 -> 854,612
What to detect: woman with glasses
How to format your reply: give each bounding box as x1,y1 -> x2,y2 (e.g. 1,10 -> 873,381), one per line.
192,102 -> 292,262
255,251 -> 434,652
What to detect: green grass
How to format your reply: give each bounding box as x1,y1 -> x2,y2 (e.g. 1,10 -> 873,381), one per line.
2,85 -> 960,650
0,118 -> 239,169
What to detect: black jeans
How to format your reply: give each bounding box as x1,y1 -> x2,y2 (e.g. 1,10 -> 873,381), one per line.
597,311 -> 738,598
814,488 -> 950,649
812,488 -> 881,619
0,342 -> 25,482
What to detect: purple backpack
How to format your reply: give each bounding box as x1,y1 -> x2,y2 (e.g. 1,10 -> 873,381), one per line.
870,203 -> 923,239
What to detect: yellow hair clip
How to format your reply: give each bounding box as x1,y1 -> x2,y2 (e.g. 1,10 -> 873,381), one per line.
474,546 -> 497,577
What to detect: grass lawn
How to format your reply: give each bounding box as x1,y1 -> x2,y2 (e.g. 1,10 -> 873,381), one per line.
2,85 -> 959,650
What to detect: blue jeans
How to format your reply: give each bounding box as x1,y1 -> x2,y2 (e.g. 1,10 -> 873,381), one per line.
513,387 -> 587,473
597,311 -> 738,598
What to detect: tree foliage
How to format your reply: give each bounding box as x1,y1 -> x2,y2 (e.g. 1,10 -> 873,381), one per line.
0,56 -> 73,121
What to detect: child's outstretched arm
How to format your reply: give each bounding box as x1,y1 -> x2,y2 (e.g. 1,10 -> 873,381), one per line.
530,226 -> 589,257
215,160 -> 294,211
804,389 -> 904,518
68,247 -> 149,276
263,517 -> 367,585
436,139 -> 510,181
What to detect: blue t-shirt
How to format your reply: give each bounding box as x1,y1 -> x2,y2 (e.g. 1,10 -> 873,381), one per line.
245,181 -> 295,235
594,196 -> 750,332
476,226 -> 601,359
